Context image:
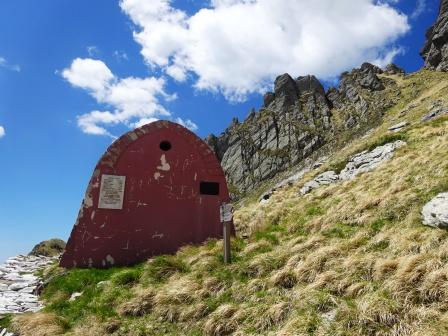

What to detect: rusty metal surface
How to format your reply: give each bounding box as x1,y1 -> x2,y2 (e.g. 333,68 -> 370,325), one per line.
60,121 -> 233,268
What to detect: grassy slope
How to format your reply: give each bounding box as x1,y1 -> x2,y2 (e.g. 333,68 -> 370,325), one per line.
10,70 -> 448,336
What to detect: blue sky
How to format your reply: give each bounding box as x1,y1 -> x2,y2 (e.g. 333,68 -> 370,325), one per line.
0,0 -> 440,262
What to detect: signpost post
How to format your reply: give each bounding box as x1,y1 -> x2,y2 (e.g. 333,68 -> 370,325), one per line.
220,203 -> 233,264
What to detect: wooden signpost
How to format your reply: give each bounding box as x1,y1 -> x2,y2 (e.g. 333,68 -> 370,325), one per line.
220,203 -> 233,263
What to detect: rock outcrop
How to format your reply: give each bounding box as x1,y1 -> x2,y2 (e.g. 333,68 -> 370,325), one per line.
300,171 -> 339,195
207,63 -> 400,194
421,99 -> 448,122
300,140 -> 406,195
208,74 -> 332,194
338,140 -> 406,181
422,193 -> 448,228
29,239 -> 66,257
421,0 -> 448,71
384,63 -> 405,75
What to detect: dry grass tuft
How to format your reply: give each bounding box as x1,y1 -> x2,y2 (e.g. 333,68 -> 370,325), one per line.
154,276 -> 200,306
254,302 -> 290,331
117,286 -> 155,317
12,312 -> 68,336
374,259 -> 399,280
71,316 -> 108,336
203,304 -> 238,336
270,268 -> 298,289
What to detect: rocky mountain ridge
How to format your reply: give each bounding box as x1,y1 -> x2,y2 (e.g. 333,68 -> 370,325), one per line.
207,62 -> 404,195
209,0 -> 448,196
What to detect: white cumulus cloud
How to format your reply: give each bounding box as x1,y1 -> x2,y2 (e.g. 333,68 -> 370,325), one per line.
62,58 -> 198,136
120,0 -> 410,101
62,58 -> 175,137
0,126 -> 5,138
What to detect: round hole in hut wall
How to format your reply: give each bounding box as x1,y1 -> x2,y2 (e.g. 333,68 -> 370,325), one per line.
159,141 -> 172,151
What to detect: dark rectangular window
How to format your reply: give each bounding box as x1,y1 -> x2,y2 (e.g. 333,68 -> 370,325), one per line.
200,181 -> 220,195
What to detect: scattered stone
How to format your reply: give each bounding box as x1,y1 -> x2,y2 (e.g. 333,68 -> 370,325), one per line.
300,140 -> 406,195
97,280 -> 111,288
388,121 -> 408,132
0,254 -> 57,315
259,168 -> 310,202
322,310 -> 337,323
422,193 -> 448,228
300,171 -> 339,195
0,327 -> 16,336
69,292 -> 83,302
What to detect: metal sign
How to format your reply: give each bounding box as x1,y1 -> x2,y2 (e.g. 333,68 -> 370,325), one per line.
220,203 -> 233,222
98,175 -> 126,210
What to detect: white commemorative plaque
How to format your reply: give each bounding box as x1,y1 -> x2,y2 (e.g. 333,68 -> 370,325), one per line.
98,174 -> 126,210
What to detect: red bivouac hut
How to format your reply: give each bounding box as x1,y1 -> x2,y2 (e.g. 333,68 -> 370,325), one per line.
60,121 -> 233,268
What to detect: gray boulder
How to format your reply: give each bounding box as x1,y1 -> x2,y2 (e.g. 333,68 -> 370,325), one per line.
300,171 -> 339,195
388,121 -> 408,132
422,193 -> 448,228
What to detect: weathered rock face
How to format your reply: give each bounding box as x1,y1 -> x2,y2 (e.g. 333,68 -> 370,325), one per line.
421,0 -> 448,71
326,63 -> 396,130
207,63 -> 400,194
209,73 -> 333,194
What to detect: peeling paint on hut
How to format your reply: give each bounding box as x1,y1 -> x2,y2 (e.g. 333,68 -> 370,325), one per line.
60,120 -> 233,268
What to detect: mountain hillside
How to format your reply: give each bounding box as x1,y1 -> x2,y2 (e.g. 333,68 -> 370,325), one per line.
3,68 -> 448,336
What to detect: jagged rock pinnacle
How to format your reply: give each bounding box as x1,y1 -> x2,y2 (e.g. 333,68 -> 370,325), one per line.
421,0 -> 448,71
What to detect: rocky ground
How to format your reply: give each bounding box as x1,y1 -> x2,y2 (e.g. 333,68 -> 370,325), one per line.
0,255 -> 57,335
0,255 -> 56,315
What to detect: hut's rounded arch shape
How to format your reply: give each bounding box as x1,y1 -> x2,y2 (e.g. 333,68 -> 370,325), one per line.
60,120 -> 233,268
